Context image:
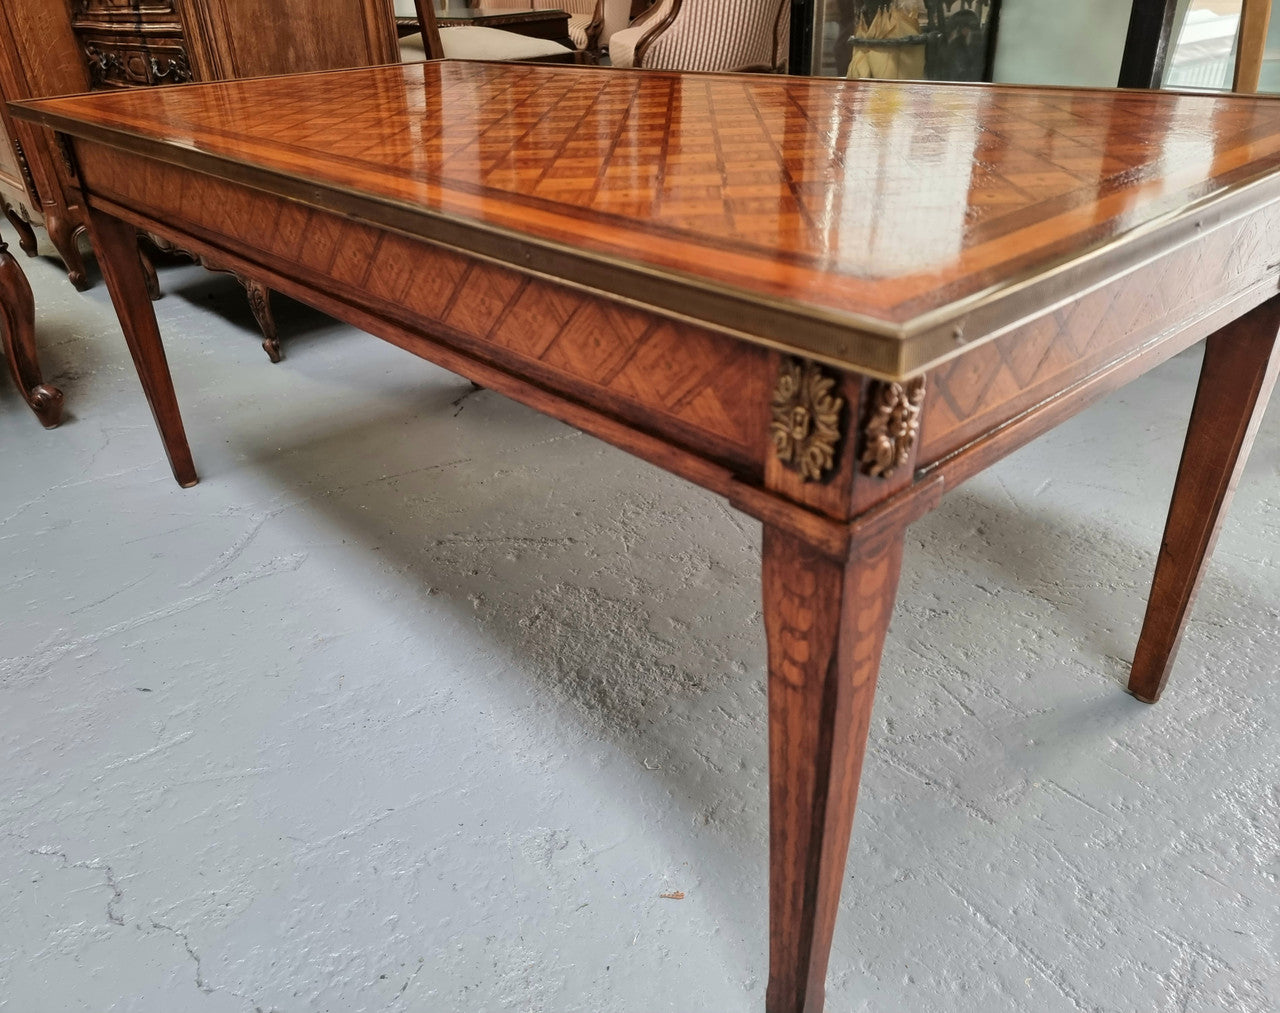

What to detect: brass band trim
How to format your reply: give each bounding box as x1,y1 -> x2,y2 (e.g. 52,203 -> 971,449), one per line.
14,86 -> 1280,382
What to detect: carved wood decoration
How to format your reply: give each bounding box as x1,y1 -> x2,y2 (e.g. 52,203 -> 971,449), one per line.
770,358 -> 845,482
0,0 -> 93,287
54,134 -> 80,184
62,0 -> 399,356
0,235 -> 64,427
860,377 -> 925,478
83,42 -> 193,89
10,137 -> 39,205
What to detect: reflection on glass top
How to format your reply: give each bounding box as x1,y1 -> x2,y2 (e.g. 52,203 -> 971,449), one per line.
21,62 -> 1280,323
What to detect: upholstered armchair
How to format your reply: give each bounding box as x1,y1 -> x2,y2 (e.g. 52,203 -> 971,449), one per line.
399,0 -> 629,57
610,0 -> 790,72
531,0 -> 632,53
398,0 -> 574,62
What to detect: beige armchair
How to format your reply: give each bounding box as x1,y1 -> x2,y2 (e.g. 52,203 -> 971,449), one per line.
531,0 -> 632,53
400,0 -> 628,57
610,0 -> 790,72
398,0 -> 574,62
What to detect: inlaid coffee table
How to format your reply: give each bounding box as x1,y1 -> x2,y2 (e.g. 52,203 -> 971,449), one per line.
13,63 -> 1280,1011
1,226 -> 62,428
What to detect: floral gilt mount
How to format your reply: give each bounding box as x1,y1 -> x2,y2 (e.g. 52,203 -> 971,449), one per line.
770,358 -> 845,482
860,378 -> 926,478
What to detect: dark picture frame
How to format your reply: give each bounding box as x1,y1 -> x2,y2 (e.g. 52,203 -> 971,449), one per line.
808,0 -> 1003,80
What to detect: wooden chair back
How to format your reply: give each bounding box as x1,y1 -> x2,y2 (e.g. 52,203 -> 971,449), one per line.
411,0 -> 446,58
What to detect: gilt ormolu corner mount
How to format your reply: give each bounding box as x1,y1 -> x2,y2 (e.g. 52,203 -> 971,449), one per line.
770,356 -> 928,484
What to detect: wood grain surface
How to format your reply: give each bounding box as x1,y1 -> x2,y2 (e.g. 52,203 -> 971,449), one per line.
17,62 -> 1280,375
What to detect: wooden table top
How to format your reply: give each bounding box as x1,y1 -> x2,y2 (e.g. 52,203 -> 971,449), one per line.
17,61 -> 1280,376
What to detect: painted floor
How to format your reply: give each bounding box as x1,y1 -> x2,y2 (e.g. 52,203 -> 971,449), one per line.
1,242 -> 1278,1013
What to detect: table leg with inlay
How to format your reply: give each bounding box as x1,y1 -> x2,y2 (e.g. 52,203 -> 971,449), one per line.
763,525 -> 907,1013
85,208 -> 196,486
1128,297 -> 1280,703
1,233 -> 62,428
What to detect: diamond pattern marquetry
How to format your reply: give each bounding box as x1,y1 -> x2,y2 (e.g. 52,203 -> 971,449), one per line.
85,147 -> 771,473
25,62 -> 1280,339
921,195 -> 1280,460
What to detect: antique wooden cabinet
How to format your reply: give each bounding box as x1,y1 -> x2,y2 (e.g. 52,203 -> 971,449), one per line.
71,0 -> 399,88
2,0 -> 399,352
0,1 -> 94,289
68,0 -> 400,357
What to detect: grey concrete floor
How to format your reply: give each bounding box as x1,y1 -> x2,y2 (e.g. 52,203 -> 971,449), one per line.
1,239 -> 1278,1013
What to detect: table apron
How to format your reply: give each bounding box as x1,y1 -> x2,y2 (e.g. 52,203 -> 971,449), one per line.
70,139 -> 1280,562
78,144 -> 782,481
921,194 -> 1280,463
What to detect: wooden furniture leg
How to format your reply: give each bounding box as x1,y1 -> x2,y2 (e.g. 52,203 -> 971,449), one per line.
44,209 -> 89,291
235,274 -> 280,362
1128,296 -> 1280,703
86,208 -> 197,487
139,240 -> 161,302
0,235 -> 63,427
4,205 -> 37,257
763,523 -> 906,1013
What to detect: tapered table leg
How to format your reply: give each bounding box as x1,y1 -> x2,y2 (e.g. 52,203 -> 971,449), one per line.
1129,295 -> 1280,703
763,523 -> 906,1013
1,237 -> 63,428
86,208 -> 198,488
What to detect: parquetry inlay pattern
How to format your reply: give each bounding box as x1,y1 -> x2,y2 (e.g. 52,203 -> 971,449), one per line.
86,147 -> 772,472
28,62 -> 1280,324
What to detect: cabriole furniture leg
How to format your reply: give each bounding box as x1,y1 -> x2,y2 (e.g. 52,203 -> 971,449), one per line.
43,209 -> 89,292
235,274 -> 280,363
0,234 -> 62,427
3,205 -> 37,257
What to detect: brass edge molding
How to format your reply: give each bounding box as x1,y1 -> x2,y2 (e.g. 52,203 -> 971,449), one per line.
860,377 -> 926,479
15,88 -> 1280,382
771,358 -> 845,482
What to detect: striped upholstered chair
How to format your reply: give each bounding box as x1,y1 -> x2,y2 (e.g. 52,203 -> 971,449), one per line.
609,0 -> 790,72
